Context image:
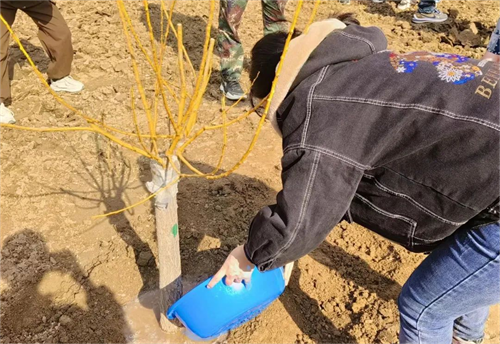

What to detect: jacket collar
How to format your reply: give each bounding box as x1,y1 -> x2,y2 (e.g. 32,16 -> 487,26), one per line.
267,19 -> 346,135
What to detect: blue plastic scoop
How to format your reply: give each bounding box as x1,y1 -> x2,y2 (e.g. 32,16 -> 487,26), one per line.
167,267 -> 286,339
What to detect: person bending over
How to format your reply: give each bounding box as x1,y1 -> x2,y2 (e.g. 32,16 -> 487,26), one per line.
210,13 -> 499,344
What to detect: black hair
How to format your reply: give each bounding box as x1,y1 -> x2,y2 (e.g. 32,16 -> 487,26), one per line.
249,13 -> 360,100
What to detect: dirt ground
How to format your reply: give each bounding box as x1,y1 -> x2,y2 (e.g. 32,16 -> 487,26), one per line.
1,1 -> 499,343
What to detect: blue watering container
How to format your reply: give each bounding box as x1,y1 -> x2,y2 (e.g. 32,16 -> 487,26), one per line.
167,267 -> 286,339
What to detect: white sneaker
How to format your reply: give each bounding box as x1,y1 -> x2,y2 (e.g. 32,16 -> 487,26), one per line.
372,0 -> 385,3
50,76 -> 84,93
0,103 -> 16,124
412,9 -> 448,24
452,335 -> 483,344
397,0 -> 412,10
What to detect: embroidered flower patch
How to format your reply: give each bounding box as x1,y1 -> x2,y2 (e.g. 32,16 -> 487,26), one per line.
390,51 -> 483,85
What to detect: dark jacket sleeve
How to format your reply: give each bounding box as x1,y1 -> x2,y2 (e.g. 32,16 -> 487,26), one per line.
244,148 -> 364,271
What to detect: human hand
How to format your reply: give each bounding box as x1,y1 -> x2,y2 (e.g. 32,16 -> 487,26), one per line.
483,51 -> 500,63
207,245 -> 254,288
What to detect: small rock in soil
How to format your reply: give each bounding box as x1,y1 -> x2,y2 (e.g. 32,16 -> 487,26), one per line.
58,315 -> 72,326
59,332 -> 69,343
376,328 -> 397,343
137,251 -> 153,266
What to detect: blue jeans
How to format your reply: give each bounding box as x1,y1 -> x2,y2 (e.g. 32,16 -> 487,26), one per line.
399,222 -> 500,343
487,19 -> 500,55
418,0 -> 438,13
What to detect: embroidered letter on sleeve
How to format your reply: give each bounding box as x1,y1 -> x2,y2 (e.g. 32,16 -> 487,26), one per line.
476,85 -> 492,99
482,76 -> 498,88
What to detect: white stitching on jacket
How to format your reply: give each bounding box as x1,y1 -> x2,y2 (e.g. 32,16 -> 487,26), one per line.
363,174 -> 468,226
355,193 -> 417,248
312,95 -> 500,132
284,144 -> 370,170
412,235 -> 453,242
267,151 -> 321,263
383,166 -> 477,211
486,201 -> 499,215
302,66 -> 330,147
338,31 -> 376,52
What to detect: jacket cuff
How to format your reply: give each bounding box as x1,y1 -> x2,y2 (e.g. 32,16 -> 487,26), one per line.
243,243 -> 256,266
244,241 -> 276,272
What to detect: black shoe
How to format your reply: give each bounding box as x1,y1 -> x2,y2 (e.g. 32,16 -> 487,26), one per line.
220,80 -> 247,101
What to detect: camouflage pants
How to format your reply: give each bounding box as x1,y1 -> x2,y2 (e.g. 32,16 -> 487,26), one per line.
217,0 -> 288,82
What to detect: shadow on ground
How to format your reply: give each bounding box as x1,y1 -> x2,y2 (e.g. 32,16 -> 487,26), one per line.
1,150 -> 402,343
0,229 -> 131,343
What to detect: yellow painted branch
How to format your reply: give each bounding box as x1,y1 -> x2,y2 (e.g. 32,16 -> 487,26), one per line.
0,122 -> 171,140
3,0 -> 305,220
119,0 -> 183,125
131,88 -> 154,158
184,38 -> 215,136
161,5 -> 196,77
0,124 -> 100,134
206,1 -> 305,179
176,23 -> 187,127
92,175 -> 181,218
143,0 -> 160,90
159,0 -> 165,49
174,96 -> 268,177
118,1 -> 178,146
205,96 -> 267,130
117,1 -> 155,70
161,80 -> 180,104
177,151 -> 205,176
118,2 -> 167,150
179,1 -> 304,180
1,122 -> 158,162
184,0 -> 215,120
263,0 -> 303,116
205,112 -> 267,180
178,96 -> 267,155
211,95 -> 227,175
305,0 -> 321,33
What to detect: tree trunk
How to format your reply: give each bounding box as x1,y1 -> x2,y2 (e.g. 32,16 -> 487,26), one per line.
146,155 -> 182,333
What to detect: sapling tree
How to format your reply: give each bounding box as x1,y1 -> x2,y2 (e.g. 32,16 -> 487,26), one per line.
0,0 -> 316,332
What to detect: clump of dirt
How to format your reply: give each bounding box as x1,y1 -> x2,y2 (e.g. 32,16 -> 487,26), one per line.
1,1 -> 499,343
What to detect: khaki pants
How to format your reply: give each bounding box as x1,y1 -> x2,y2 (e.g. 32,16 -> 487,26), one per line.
0,0 -> 73,104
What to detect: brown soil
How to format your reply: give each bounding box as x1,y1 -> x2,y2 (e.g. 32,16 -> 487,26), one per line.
1,1 -> 499,343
